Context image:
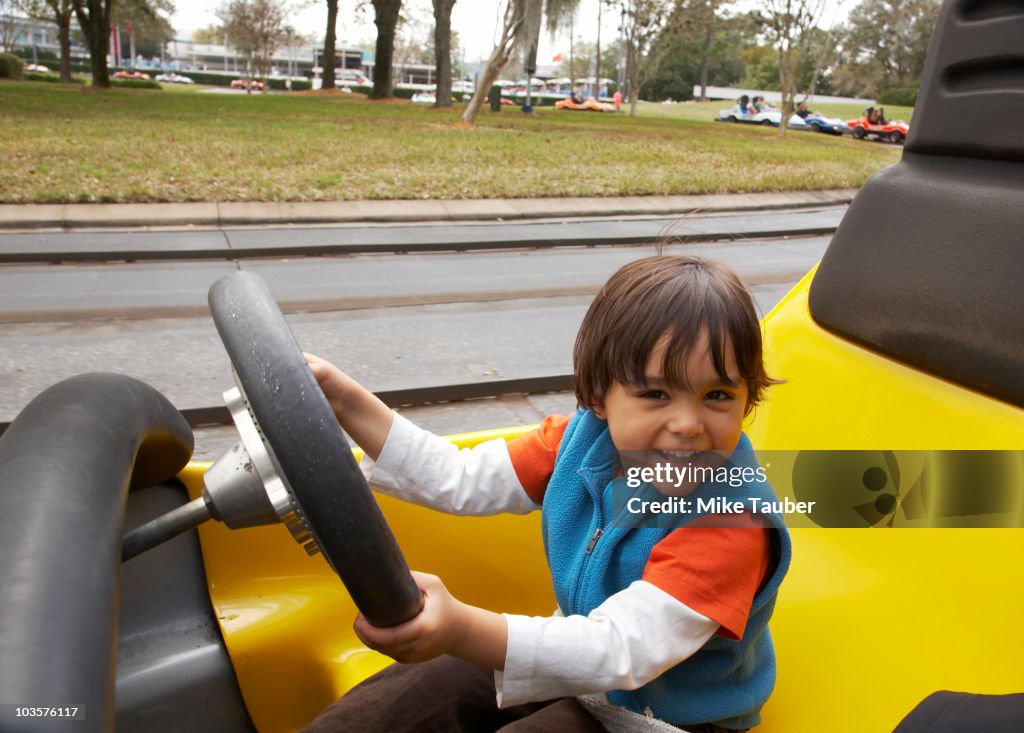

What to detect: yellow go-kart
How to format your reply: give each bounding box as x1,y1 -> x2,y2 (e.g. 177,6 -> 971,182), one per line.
1,0 -> 1022,731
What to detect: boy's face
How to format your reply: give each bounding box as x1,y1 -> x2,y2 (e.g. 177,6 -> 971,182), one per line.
593,332 -> 748,455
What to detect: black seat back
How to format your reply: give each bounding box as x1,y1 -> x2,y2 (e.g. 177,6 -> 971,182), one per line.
809,0 -> 1024,408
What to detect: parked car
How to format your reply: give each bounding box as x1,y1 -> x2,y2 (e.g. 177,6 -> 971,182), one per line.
410,92 -> 436,104
24,63 -> 51,73
155,72 -> 194,84
336,70 -> 369,87
555,94 -> 616,112
230,78 -> 264,91
112,70 -> 150,80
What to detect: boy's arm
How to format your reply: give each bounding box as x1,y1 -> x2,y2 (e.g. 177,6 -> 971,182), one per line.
497,581 -> 718,706
492,525 -> 770,705
307,353 -> 545,516
359,414 -> 538,515
354,574 -> 717,704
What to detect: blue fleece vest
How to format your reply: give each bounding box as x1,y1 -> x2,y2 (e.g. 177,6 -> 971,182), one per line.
541,409 -> 792,729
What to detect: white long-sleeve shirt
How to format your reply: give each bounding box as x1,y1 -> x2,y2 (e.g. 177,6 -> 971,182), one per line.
361,413 -> 761,707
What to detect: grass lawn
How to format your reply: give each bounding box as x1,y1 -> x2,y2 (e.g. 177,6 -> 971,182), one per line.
0,81 -> 905,204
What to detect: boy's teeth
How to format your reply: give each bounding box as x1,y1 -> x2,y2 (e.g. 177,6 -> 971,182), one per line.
662,450 -> 696,458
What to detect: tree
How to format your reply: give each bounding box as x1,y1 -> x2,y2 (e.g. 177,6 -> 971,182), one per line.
541,0 -> 581,73
461,0 -> 580,125
830,0 -> 939,97
694,0 -> 723,101
1,0 -> 22,52
557,39 -> 619,87
431,0 -> 456,108
322,0 -> 338,89
369,0 -> 401,98
116,0 -> 174,64
18,0 -> 75,81
71,0 -> 113,87
757,0 -> 827,136
617,0 -> 687,116
737,35 -> 836,96
739,44 -> 779,89
461,1 -> 527,124
640,11 -> 753,101
67,0 -> 172,86
391,3 -> 433,70
794,24 -> 837,99
192,24 -> 224,44
218,0 -> 290,91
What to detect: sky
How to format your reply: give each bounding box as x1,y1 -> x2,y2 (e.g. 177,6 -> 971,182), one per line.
171,0 -> 620,65
170,0 -> 853,66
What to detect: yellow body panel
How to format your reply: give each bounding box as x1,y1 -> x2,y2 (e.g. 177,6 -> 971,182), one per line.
751,270 -> 1024,731
180,272 -> 1024,732
179,424 -> 554,733
748,267 -> 1024,451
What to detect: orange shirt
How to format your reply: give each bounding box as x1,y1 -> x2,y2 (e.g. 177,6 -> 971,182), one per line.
507,415 -> 770,640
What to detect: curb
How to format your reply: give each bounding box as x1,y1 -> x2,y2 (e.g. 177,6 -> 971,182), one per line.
0,208 -> 847,264
0,190 -> 858,230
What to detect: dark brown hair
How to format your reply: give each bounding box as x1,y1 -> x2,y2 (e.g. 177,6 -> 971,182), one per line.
573,256 -> 776,415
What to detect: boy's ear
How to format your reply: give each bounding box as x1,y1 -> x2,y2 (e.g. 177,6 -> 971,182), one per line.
592,402 -> 606,420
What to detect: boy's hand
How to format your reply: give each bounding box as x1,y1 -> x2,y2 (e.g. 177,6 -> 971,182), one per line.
353,571 -> 508,669
303,352 -> 393,460
304,352 -> 355,419
353,572 -> 466,664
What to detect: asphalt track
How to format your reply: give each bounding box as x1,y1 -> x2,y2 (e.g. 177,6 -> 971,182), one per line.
0,203 -> 841,455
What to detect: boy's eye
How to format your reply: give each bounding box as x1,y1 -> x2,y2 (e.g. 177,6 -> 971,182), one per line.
705,390 -> 732,402
638,389 -> 669,400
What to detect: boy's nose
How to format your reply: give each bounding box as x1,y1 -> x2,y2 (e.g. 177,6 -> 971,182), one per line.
666,404 -> 703,438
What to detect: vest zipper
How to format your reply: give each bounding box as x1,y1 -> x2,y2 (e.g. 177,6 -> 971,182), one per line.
569,469 -> 605,612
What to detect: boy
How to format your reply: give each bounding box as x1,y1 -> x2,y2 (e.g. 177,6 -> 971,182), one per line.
303,256 -> 791,732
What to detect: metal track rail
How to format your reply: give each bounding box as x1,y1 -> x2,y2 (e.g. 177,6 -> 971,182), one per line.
0,208 -> 845,264
0,375 -> 575,436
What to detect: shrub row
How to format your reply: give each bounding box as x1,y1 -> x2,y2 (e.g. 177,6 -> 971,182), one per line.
13,48 -> 59,62
878,86 -> 919,107
398,87 -> 471,102
168,70 -> 236,86
24,71 -> 85,84
346,85 -> 472,103
265,77 -> 313,91
0,52 -> 24,79
111,77 -> 162,90
6,58 -> 477,99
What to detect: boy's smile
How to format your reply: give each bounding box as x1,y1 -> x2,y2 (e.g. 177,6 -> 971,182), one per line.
593,332 -> 748,454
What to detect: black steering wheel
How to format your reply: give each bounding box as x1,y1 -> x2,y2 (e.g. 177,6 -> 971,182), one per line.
208,271 -> 423,628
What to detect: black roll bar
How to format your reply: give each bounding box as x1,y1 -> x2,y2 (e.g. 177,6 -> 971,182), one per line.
0,374 -> 193,732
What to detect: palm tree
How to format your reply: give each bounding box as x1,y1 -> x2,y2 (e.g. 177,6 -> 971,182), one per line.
462,0 -> 582,125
